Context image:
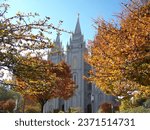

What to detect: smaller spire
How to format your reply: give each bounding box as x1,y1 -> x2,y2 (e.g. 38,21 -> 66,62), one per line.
55,32 -> 62,49
74,13 -> 81,34
56,33 -> 60,43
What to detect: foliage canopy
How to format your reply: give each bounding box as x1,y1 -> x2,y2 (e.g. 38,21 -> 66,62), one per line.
85,1 -> 150,100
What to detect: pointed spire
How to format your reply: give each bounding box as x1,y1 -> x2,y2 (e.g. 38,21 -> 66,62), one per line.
74,13 -> 81,34
55,32 -> 62,49
56,33 -> 60,43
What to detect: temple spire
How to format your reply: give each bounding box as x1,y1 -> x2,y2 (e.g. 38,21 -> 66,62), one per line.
56,33 -> 60,43
55,32 -> 62,49
74,13 -> 81,34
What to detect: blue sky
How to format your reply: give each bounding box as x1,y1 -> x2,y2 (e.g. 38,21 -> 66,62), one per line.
4,0 -> 128,47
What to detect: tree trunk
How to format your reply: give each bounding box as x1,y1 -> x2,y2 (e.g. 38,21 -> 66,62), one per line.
40,102 -> 45,113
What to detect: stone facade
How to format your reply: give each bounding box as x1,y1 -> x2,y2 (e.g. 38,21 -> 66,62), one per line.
43,17 -> 116,113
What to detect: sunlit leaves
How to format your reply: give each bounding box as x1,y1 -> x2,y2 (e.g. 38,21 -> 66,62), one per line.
13,56 -> 75,111
85,1 -> 150,100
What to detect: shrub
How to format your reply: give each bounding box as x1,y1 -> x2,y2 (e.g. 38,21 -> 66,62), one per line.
144,98 -> 150,108
25,105 -> 40,113
0,99 -> 16,112
119,99 -> 133,111
99,103 -> 112,113
68,107 -> 81,113
121,106 -> 150,113
26,108 -> 39,113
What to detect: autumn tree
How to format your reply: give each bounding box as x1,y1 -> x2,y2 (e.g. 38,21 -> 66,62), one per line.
13,56 -> 75,112
0,1 -> 74,112
85,1 -> 150,101
0,2 -> 67,85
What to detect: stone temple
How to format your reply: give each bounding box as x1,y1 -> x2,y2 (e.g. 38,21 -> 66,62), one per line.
43,16 -> 117,113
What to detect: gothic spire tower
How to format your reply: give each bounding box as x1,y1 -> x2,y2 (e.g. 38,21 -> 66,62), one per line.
47,33 -> 64,64
69,14 -> 84,47
65,15 -> 91,112
74,13 -> 81,34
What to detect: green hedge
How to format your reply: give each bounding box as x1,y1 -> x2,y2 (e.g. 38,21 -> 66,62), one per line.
121,106 -> 150,113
